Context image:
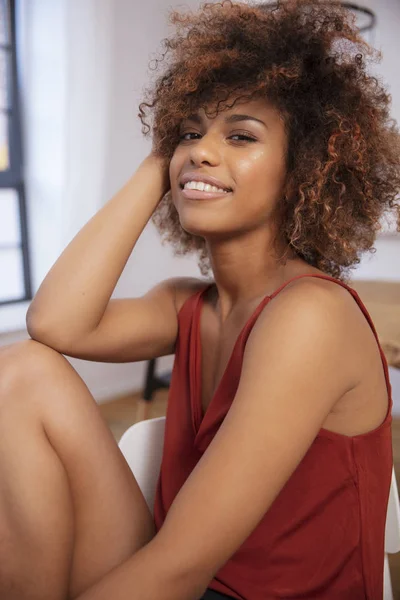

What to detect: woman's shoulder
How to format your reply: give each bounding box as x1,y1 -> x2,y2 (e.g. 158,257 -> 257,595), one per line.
173,277 -> 213,315
278,264 -> 355,301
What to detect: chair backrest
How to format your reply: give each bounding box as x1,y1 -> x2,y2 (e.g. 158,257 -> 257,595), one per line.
118,416 -> 166,515
118,417 -> 400,556
385,466 -> 400,554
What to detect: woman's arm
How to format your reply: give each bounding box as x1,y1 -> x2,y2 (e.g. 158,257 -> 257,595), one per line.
26,153 -> 170,347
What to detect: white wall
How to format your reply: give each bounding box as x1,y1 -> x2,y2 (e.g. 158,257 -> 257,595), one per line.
1,0 -> 399,407
350,0 -> 400,280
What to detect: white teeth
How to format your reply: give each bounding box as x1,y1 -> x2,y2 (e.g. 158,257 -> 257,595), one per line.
183,181 -> 228,193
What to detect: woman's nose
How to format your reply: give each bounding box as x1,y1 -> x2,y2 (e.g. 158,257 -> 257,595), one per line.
188,133 -> 221,166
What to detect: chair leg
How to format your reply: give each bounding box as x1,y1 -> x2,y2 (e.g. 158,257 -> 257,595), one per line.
135,359 -> 157,422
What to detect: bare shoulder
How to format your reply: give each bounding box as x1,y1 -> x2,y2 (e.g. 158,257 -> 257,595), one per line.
276,273 -> 365,338
173,277 -> 214,315
288,273 -> 364,320
275,273 -> 389,435
267,272 -> 376,394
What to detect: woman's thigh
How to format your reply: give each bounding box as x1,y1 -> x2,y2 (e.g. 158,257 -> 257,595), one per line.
0,339 -> 155,599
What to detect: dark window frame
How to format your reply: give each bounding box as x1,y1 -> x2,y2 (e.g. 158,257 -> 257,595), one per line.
0,0 -> 32,306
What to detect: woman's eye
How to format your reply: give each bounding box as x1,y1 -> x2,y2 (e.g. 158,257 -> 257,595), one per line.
230,134 -> 257,142
179,132 -> 257,143
179,132 -> 199,141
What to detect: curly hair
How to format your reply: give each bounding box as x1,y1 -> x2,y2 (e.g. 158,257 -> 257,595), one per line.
138,0 -> 400,283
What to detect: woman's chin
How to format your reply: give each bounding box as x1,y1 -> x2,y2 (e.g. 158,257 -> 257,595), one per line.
179,218 -> 233,240
179,221 -> 213,237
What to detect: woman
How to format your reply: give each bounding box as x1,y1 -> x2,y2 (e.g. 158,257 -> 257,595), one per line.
1,0 -> 399,598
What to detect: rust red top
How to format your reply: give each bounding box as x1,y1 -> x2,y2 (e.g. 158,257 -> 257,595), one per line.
153,273 -> 393,600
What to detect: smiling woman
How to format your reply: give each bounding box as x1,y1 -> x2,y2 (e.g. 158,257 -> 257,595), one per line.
139,0 -> 400,282
2,0 -> 399,599
133,0 -> 399,598
169,96 -> 290,251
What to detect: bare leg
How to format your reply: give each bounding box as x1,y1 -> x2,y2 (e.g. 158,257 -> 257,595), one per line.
0,340 -> 156,600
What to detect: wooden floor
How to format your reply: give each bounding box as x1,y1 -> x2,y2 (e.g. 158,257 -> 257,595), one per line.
98,389 -> 400,599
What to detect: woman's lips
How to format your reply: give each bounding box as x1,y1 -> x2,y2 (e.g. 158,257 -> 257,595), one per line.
181,187 -> 232,200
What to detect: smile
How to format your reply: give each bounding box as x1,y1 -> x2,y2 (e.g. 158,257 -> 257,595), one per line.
180,187 -> 232,201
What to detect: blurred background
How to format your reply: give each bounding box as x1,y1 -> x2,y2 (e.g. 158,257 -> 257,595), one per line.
0,0 -> 399,594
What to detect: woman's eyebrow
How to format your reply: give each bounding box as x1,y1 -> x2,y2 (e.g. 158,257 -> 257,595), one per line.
183,113 -> 267,127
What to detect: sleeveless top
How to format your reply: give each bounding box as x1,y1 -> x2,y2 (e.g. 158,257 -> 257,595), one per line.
153,273 -> 393,600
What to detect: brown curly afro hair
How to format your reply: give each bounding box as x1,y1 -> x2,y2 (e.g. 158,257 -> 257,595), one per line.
138,0 -> 400,283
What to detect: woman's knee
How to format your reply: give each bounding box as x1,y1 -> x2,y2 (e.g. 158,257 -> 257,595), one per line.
0,339 -> 93,416
0,339 -> 156,596
0,339 -> 67,388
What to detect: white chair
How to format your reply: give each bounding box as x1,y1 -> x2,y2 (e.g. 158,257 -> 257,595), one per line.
384,466 -> 400,599
118,417 -> 400,598
118,416 -> 166,515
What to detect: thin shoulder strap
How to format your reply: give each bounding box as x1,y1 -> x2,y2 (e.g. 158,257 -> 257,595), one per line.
269,273 -> 375,336
269,273 -> 349,299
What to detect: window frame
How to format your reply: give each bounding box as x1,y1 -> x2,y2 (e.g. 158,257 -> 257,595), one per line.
0,0 -> 32,307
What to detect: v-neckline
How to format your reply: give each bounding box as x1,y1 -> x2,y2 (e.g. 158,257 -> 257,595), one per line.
191,272 -> 352,433
193,283 -> 271,431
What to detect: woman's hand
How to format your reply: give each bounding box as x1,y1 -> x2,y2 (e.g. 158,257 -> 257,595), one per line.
145,151 -> 171,199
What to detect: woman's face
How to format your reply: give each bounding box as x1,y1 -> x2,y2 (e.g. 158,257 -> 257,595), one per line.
169,96 -> 289,240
